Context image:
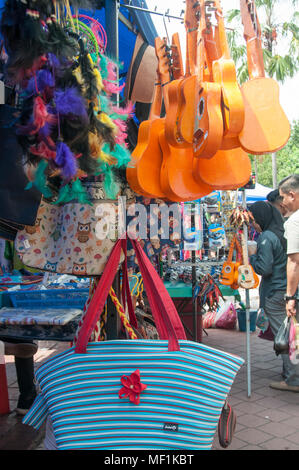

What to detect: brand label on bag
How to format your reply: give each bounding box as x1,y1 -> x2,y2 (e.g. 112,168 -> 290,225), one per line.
163,422 -> 179,432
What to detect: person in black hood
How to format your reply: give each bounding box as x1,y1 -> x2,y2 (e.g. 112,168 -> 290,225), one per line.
249,201 -> 299,392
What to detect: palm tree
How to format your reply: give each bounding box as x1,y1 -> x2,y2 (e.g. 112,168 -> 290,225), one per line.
227,0 -> 299,84
226,0 -> 299,187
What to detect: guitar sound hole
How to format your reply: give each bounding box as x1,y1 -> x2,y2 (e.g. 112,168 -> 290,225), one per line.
199,98 -> 205,117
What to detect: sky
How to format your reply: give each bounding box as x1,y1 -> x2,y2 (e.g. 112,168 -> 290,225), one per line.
144,0 -> 299,123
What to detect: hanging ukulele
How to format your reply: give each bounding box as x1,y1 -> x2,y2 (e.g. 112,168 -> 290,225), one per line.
126,38 -> 167,199
238,0 -> 290,154
158,33 -> 214,202
237,230 -> 259,289
164,0 -> 197,149
219,234 -> 241,287
211,0 -> 245,139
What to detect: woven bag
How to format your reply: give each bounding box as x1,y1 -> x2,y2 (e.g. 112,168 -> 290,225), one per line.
23,237 -> 244,450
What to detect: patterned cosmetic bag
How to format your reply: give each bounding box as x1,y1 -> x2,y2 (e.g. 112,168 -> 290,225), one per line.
23,237 -> 244,450
14,181 -> 135,276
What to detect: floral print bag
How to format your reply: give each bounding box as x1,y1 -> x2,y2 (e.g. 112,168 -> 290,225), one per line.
14,182 -> 135,276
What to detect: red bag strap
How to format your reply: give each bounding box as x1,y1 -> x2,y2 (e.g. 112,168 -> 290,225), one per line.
75,236 -> 185,353
121,236 -> 138,329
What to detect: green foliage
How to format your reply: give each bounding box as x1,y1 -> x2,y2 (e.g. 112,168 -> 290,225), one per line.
226,0 -> 299,83
251,120 -> 299,187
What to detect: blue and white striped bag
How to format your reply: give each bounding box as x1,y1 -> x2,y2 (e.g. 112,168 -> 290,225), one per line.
24,339 -> 243,450
23,237 -> 244,450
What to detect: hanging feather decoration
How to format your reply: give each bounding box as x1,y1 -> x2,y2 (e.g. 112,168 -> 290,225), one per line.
17,95 -> 57,136
55,140 -> 78,181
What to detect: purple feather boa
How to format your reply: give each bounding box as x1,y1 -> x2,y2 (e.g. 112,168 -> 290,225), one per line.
54,87 -> 88,122
55,141 -> 78,181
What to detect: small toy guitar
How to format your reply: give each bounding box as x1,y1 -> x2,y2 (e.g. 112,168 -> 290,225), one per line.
238,0 -> 290,154
219,235 -> 241,286
238,231 -> 259,289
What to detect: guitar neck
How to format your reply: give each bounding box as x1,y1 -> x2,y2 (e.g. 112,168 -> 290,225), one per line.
240,0 -> 265,78
226,235 -> 236,263
214,0 -> 231,59
171,33 -> 184,79
184,0 -> 199,76
196,0 -> 206,83
148,72 -> 162,121
240,231 -> 249,265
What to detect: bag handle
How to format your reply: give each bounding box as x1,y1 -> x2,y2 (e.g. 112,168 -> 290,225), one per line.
121,236 -> 138,329
75,236 -> 185,353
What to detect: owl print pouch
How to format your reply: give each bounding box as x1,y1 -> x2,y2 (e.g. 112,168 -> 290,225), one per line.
14,187 -> 135,276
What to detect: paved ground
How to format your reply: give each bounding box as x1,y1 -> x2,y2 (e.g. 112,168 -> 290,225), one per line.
1,326 -> 298,451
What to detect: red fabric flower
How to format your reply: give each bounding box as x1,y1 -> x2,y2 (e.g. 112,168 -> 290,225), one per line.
118,369 -> 147,405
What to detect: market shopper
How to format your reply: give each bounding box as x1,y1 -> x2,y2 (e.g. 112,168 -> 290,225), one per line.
267,188 -> 289,218
0,339 -> 37,414
248,201 -> 299,392
278,174 -> 299,319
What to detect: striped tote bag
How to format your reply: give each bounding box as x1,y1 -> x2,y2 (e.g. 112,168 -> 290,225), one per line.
23,237 -> 244,450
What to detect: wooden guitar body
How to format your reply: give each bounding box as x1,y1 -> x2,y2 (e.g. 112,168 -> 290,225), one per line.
239,76 -> 290,154
193,145 -> 251,189
164,78 -> 191,148
212,57 -> 245,137
237,264 -> 257,289
159,129 -> 213,202
239,2 -> 290,154
177,75 -> 197,145
220,261 -> 238,286
193,81 -> 223,158
126,118 -> 165,198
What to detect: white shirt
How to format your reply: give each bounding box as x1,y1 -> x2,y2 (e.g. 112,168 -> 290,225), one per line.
284,209 -> 299,255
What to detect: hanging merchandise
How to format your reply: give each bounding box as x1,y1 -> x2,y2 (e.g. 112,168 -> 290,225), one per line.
23,236 -> 244,450
219,234 -> 242,288
239,0 -> 290,155
15,180 -> 135,276
0,1 -> 134,206
0,104 -> 41,239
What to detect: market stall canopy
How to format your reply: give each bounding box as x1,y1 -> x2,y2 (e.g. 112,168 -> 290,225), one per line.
242,183 -> 273,205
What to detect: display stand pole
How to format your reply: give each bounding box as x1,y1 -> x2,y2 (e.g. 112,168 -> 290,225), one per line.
105,0 -> 121,339
191,203 -> 200,342
242,190 -> 251,398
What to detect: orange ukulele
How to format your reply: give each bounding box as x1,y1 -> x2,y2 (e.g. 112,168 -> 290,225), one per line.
126,61 -> 165,198
203,3 -> 241,150
237,231 -> 259,289
176,0 -> 223,158
158,34 -> 214,201
164,1 -> 196,149
192,1 -> 251,190
239,0 -> 290,154
219,234 -> 242,286
192,0 -> 223,159
211,0 -> 245,139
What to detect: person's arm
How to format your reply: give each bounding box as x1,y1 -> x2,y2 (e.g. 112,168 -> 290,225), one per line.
286,252 -> 299,317
250,236 -> 273,277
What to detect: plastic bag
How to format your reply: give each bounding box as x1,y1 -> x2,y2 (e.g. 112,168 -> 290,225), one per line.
274,317 -> 290,356
215,301 -> 237,330
202,310 -> 217,329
